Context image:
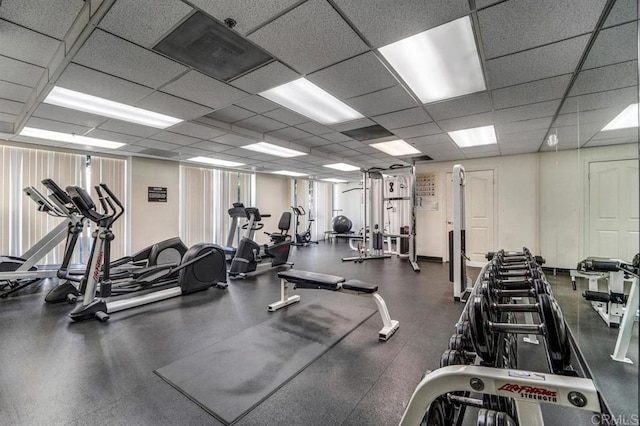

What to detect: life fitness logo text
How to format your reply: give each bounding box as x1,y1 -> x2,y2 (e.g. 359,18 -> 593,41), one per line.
498,383 -> 558,403
93,251 -> 103,282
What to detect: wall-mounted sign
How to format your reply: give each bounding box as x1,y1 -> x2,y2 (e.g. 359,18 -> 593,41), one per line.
148,186 -> 167,202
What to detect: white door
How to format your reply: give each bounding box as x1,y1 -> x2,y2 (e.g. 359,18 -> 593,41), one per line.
588,159 -> 639,261
446,169 -> 496,264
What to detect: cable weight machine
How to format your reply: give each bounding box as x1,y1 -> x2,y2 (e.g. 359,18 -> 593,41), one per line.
342,164 -> 420,272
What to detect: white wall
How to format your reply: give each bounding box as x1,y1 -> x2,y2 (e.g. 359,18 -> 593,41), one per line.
254,173 -> 292,245
416,144 -> 638,269
129,157 -> 179,251
333,182 -> 363,232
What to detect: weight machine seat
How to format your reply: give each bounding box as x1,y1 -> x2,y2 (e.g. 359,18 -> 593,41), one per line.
278,270 -> 345,290
343,279 -> 378,293
577,257 -> 621,272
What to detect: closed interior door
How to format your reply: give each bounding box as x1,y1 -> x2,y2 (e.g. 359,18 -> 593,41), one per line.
588,159 -> 639,261
446,169 -> 495,264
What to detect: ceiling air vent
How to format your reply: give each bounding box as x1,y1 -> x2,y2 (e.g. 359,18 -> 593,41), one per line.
154,11 -> 273,81
341,125 -> 394,141
411,155 -> 433,162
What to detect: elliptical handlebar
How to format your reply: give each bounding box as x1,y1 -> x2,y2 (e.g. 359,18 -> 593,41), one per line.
99,183 -> 124,224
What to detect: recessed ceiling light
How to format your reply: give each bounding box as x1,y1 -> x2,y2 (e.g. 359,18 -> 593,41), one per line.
19,127 -> 125,149
259,78 -> 364,125
44,86 -> 183,129
272,170 -> 308,177
323,163 -> 360,172
602,103 -> 638,131
187,156 -> 245,167
379,16 -> 486,104
322,178 -> 349,183
242,142 -> 306,158
448,125 -> 497,148
370,139 -> 421,156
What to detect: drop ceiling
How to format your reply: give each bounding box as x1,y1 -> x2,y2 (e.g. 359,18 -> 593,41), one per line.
0,0 -> 637,180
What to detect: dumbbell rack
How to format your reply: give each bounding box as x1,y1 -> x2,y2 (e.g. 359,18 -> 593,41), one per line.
400,248 -> 616,426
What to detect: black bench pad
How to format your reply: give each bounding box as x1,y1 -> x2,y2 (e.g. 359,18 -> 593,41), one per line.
278,270 -> 345,289
343,279 -> 378,293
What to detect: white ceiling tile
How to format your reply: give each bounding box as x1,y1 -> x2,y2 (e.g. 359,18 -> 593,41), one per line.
561,86 -> 637,114
496,117 -> 553,136
161,70 -> 249,109
173,146 -> 211,156
0,112 -> 17,125
406,133 -> 451,146
346,86 -> 418,117
73,29 -> 187,89
99,0 -> 192,48
0,55 -> 44,87
585,137 -> 636,148
322,132 -> 354,143
57,63 -> 154,104
492,74 -> 571,109
497,128 -> 547,145
582,22 -> 636,69
205,105 -> 255,123
263,108 -> 308,126
134,139 -> 182,151
307,52 -> 397,99
339,140 -> 367,150
0,98 -> 24,115
1,0 -> 85,40
235,95 -> 279,114
392,122 -> 441,139
267,127 -> 312,141
603,0 -> 636,28
189,0 -> 299,35
297,136 -> 333,147
476,0 -> 504,8
294,121 -> 333,135
26,116 -> 91,134
170,122 -> 226,140
0,80 -> 32,103
494,100 -> 561,123
552,107 -> 621,128
465,150 -> 500,159
98,119 -> 160,138
0,19 -> 61,67
329,118 -> 376,132
486,35 -> 589,89
333,0 -> 469,47
424,92 -> 493,121
212,133 -> 260,146
229,61 -> 299,94
372,107 -> 432,130
248,0 -> 368,74
571,60 -> 637,96
32,104 -> 106,128
85,129 -> 141,144
152,131 -> 201,146
436,112 -> 494,132
500,142 -> 541,155
136,91 -> 214,120
590,126 -> 637,141
189,140 -> 233,152
235,115 -> 288,133
478,0 -> 605,59
115,144 -> 148,154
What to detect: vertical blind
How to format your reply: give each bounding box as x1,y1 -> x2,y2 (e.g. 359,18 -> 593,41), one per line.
179,165 -> 253,248
0,145 -> 127,264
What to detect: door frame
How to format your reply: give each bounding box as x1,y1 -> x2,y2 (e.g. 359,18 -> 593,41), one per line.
444,167 -> 499,267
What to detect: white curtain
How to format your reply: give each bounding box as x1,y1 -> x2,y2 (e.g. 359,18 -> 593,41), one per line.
313,181 -> 332,240
179,165 -> 253,248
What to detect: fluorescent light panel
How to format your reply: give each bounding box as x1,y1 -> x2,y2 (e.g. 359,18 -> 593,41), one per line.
242,142 -> 306,158
19,127 -> 125,149
259,78 -> 364,125
379,16 -> 486,104
370,139 -> 421,156
44,86 -> 183,129
323,163 -> 360,172
602,103 -> 638,131
188,156 -> 245,167
448,125 -> 497,148
272,170 -> 307,177
322,178 -> 348,183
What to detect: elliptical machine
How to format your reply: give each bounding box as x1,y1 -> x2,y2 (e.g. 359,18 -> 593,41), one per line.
228,207 -> 293,278
67,183 -> 227,322
291,206 -> 318,246
221,202 -> 246,261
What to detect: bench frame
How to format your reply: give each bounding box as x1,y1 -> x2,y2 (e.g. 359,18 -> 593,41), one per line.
268,273 -> 399,341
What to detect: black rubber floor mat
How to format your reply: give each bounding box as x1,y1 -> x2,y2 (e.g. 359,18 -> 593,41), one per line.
155,299 -> 375,425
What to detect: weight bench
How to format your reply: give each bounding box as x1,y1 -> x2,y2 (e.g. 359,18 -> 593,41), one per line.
268,270 -> 399,341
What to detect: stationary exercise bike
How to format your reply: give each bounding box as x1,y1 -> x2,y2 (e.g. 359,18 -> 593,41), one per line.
228,207 -> 293,278
291,206 -> 318,246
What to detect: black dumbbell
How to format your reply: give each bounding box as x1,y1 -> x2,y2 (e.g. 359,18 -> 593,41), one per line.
468,292 -> 571,374
448,333 -> 473,351
440,348 -> 475,367
481,279 -> 552,305
484,262 -> 542,280
477,409 -> 517,426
